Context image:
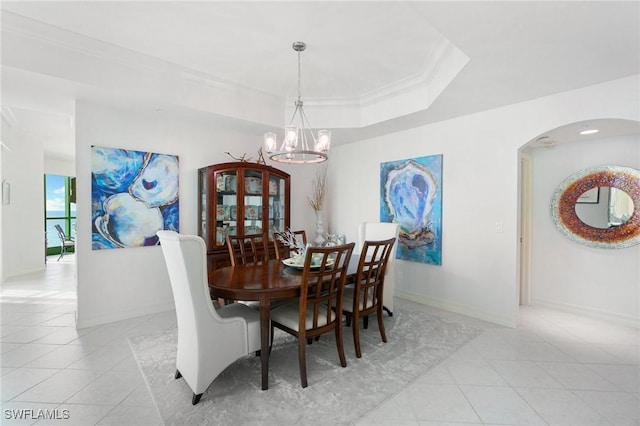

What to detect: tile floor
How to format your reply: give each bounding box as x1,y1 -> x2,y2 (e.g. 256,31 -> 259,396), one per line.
1,255 -> 639,425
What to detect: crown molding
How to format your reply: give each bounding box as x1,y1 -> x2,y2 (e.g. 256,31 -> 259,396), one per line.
285,39 -> 468,128
286,41 -> 469,128
2,10 -> 467,130
2,12 -> 281,102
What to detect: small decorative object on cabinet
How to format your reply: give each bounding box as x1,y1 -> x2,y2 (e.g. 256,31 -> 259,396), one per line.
198,162 -> 290,270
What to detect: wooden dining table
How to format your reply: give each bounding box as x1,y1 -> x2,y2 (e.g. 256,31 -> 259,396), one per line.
208,257 -> 359,390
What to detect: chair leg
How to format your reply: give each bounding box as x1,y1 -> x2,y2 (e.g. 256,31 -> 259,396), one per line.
298,337 -> 308,388
269,323 -> 274,355
57,247 -> 64,262
363,315 -> 369,329
175,369 -> 182,379
335,322 -> 347,367
192,393 -> 202,405
383,306 -> 393,317
377,306 -> 387,343
353,315 -> 362,358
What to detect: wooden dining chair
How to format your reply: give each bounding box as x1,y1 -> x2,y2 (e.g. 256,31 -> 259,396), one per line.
270,242 -> 355,388
225,233 -> 269,309
226,233 -> 268,266
272,230 -> 307,260
341,237 -> 395,358
358,222 -> 400,316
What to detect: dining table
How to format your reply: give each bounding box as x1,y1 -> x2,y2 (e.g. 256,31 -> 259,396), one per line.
208,256 -> 360,390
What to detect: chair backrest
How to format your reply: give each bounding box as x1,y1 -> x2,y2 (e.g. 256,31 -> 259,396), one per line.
226,233 -> 268,266
272,230 -> 307,260
357,222 -> 400,311
354,238 -> 396,311
54,224 -> 67,241
298,243 -> 355,333
157,231 -> 222,325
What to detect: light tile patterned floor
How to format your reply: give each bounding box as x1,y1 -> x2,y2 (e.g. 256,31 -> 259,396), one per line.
1,255 -> 639,425
357,305 -> 640,426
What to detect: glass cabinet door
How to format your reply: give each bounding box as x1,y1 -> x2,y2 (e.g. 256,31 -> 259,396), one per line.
215,170 -> 238,248
198,162 -> 290,267
198,169 -> 208,245
243,169 -> 263,235
268,174 -> 286,238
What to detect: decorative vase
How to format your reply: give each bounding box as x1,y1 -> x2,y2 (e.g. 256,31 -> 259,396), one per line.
314,210 -> 326,246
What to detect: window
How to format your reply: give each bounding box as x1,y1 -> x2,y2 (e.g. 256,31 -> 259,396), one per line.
45,174 -> 76,255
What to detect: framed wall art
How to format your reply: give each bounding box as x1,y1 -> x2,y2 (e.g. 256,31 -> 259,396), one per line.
91,146 -> 179,250
380,154 -> 443,265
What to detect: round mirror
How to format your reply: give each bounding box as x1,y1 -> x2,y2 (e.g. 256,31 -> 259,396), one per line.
574,187 -> 635,229
550,166 -> 640,249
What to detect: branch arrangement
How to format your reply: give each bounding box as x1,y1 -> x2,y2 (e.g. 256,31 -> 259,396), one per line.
307,164 -> 328,212
275,229 -> 306,254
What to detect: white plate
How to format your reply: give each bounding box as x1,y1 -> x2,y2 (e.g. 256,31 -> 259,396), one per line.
282,257 -> 335,270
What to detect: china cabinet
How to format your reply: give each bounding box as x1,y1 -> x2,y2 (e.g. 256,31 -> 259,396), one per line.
198,162 -> 290,270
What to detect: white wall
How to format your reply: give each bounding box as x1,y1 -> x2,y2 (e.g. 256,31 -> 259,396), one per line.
44,156 -> 75,177
0,121 -> 74,282
74,102 -> 319,328
1,125 -> 47,279
530,136 -> 639,325
5,76 -> 638,329
0,133 -> 4,281
328,75 -> 640,327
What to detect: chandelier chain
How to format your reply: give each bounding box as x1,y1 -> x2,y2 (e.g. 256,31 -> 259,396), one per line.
297,50 -> 302,101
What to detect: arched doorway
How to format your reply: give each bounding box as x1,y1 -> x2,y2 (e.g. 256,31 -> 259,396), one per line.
518,118 -> 640,326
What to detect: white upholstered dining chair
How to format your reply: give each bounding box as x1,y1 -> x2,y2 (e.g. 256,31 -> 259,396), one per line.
358,222 -> 400,315
157,230 -> 261,405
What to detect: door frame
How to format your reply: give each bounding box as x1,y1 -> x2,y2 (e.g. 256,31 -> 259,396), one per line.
518,154 -> 532,306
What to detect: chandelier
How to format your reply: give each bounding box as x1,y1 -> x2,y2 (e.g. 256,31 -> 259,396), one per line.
263,41 -> 331,164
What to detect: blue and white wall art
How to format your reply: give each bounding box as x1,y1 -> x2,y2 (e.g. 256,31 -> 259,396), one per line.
91,146 -> 179,250
380,155 -> 442,265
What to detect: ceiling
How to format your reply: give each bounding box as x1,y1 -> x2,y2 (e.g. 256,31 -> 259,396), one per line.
1,1 -> 639,160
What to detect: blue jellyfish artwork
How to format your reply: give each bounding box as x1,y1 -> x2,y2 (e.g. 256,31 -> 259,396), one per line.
91,146 -> 179,250
380,155 -> 442,265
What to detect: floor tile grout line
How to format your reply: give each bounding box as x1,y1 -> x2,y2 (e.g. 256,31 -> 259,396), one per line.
356,329 -> 493,425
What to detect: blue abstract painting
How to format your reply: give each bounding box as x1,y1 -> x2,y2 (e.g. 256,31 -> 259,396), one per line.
380,155 -> 442,265
91,146 -> 179,250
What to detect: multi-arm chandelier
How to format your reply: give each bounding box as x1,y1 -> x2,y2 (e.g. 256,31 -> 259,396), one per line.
263,41 -> 331,164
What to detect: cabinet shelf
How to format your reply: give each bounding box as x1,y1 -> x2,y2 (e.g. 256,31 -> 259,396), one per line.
198,161 -> 290,271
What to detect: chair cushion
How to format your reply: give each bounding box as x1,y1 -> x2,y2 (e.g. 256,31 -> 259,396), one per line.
271,301 -> 335,332
217,302 -> 261,354
342,287 -> 375,313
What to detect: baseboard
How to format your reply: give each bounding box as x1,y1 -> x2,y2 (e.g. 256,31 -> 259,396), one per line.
75,301 -> 175,329
395,290 -> 516,328
531,298 -> 640,329
3,265 -> 47,282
